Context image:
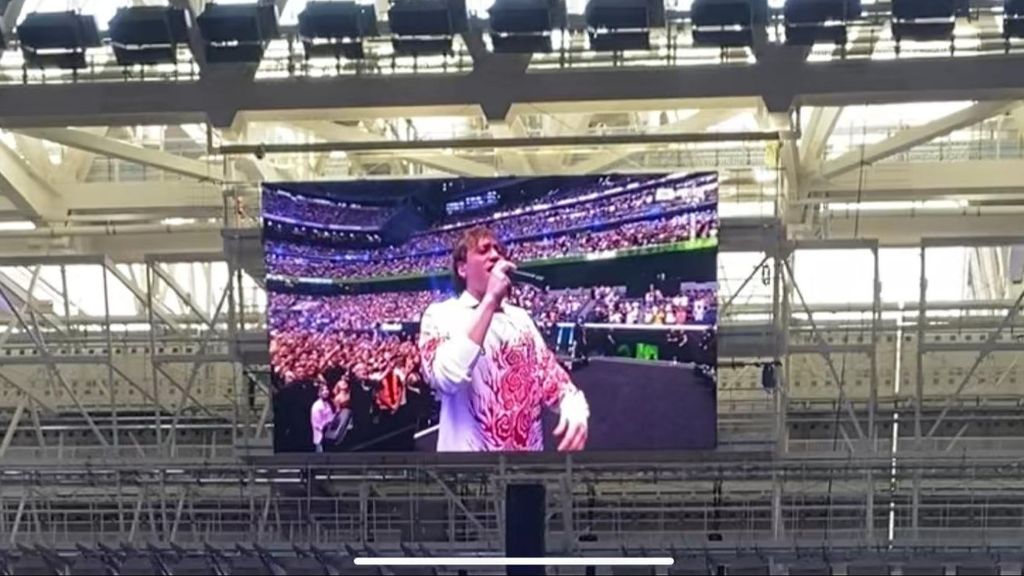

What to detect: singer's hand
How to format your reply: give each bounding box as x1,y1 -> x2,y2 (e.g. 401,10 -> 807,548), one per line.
484,260 -> 517,307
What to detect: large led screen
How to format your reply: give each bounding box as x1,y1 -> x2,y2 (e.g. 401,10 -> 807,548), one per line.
264,173 -> 718,453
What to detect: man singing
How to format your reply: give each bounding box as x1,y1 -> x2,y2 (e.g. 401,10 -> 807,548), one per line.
419,226 -> 589,452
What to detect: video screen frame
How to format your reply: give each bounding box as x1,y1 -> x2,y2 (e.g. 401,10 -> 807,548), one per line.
263,173 -> 720,457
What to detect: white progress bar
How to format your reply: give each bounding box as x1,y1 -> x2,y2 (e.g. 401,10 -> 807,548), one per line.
355,557 -> 674,566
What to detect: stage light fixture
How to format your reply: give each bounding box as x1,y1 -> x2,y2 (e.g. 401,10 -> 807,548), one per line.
488,0 -> 564,53
298,1 -> 378,60
17,11 -> 101,70
783,0 -> 860,46
891,0 -> 956,43
691,0 -> 765,47
1005,0 -> 1024,39
196,2 -> 280,64
585,0 -> 663,52
388,0 -> 468,56
109,6 -> 190,66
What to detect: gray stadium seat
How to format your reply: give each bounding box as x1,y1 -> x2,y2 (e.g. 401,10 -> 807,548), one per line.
726,559 -> 771,576
334,568 -> 379,576
611,566 -> 656,576
384,567 -> 435,576
67,558 -> 110,575
117,557 -> 159,575
669,560 -> 712,576
787,560 -> 831,576
165,557 -> 216,576
846,562 -> 891,576
9,557 -> 56,576
956,563 -> 998,576
227,556 -> 271,575
902,561 -> 944,576
279,557 -> 329,575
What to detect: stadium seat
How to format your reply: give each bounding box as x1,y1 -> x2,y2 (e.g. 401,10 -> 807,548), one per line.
669,560 -> 713,575
955,562 -> 999,576
845,562 -> 891,575
225,556 -> 271,575
116,557 -> 159,575
165,557 -> 217,575
611,566 -> 656,575
279,557 -> 330,575
902,561 -> 945,576
8,557 -> 56,576
787,560 -> 831,575
67,558 -> 109,575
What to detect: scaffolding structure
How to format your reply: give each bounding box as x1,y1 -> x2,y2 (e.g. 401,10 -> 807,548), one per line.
0,216 -> 1020,560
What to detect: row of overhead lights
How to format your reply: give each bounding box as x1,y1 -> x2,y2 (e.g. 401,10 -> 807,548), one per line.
12,0 -> 1024,71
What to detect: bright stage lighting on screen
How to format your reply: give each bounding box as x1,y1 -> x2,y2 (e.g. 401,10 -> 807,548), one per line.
109,6 -> 191,66
262,174 -> 720,455
17,11 -> 101,71
197,2 -> 280,64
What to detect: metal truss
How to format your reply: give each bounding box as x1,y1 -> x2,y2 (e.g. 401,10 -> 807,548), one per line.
0,222 -> 1021,553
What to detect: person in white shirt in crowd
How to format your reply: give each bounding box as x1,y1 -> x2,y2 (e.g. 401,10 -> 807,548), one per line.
418,227 -> 589,452
309,383 -> 335,453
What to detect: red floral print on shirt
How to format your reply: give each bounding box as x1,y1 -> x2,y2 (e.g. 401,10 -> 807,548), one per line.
471,337 -> 545,450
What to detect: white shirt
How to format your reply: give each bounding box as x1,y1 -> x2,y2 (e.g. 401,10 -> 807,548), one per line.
310,399 -> 334,446
419,291 -> 588,452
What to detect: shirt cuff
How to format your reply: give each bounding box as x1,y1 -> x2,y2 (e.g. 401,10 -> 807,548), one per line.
447,333 -> 483,373
558,390 -> 589,420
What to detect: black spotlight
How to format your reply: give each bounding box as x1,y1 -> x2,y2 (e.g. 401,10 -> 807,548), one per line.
488,0 -> 564,53
691,0 -> 766,47
17,11 -> 101,70
298,1 -> 377,60
388,0 -> 468,56
109,6 -> 190,66
1006,0 -> 1024,39
783,0 -> 860,45
891,0 -> 956,44
585,0 -> 663,51
197,2 -> 280,64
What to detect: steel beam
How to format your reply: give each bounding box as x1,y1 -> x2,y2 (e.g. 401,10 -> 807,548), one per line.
817,102 -> 1019,181
0,402 -> 26,459
924,286 -> 1024,438
4,54 -> 1024,127
0,284 -> 109,447
565,109 -> 741,174
800,106 -> 842,172
17,128 -> 228,183
0,140 -> 64,222
297,122 -> 497,177
103,258 -> 185,333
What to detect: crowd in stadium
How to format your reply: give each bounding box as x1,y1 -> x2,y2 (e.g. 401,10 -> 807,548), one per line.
392,177 -> 717,257
264,220 -> 385,248
587,282 -> 718,326
266,208 -> 717,279
269,282 -> 717,380
269,293 -> 431,418
264,172 -> 718,281
268,280 -> 718,438
264,190 -> 395,229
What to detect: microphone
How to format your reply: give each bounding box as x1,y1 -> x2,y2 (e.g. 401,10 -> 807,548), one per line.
508,269 -> 546,287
